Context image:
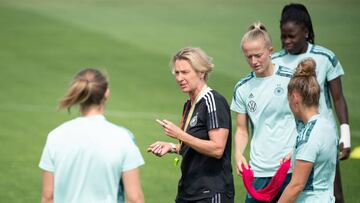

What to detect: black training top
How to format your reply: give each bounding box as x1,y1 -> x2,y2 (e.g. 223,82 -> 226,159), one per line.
176,89 -> 234,201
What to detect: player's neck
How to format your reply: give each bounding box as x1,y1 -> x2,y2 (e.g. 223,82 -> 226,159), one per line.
81,105 -> 105,117
301,106 -> 319,124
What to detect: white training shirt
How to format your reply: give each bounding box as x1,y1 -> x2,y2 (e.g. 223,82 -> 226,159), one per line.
231,64 -> 297,177
39,115 -> 144,203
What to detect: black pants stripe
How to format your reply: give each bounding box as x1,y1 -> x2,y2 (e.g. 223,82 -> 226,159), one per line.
211,193 -> 221,203
176,193 -> 234,203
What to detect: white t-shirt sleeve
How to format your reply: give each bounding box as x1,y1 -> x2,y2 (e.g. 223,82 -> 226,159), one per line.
121,134 -> 145,172
231,88 -> 247,113
326,54 -> 344,81
39,135 -> 55,172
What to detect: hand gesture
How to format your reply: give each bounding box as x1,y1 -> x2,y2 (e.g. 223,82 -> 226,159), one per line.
156,119 -> 183,140
147,141 -> 172,157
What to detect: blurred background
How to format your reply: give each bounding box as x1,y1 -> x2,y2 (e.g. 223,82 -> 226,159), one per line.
0,0 -> 359,202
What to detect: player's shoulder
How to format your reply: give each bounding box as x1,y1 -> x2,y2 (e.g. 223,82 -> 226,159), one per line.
97,119 -> 135,139
271,49 -> 288,60
309,44 -> 339,67
310,44 -> 336,56
275,65 -> 294,78
49,118 -> 80,135
234,72 -> 255,90
306,115 -> 337,144
305,115 -> 332,136
313,115 -> 334,131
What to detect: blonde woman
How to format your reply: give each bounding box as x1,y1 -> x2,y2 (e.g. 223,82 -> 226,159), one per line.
148,47 -> 234,203
231,23 -> 296,203
39,68 -> 144,203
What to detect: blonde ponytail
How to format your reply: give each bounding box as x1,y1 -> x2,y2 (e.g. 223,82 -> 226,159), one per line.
241,22 -> 272,48
59,68 -> 108,112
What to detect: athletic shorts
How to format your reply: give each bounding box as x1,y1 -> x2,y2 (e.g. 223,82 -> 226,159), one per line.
245,173 -> 292,203
176,193 -> 234,203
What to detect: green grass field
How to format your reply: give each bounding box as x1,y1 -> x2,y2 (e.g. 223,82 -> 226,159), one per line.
0,0 -> 359,202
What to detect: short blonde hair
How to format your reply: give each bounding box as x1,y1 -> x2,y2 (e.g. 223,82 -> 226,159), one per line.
241,22 -> 272,49
170,47 -> 214,81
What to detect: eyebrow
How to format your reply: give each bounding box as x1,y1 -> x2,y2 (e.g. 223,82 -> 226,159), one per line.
246,52 -> 263,57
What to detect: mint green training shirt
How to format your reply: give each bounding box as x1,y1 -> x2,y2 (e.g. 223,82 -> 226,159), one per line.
272,43 -> 344,130
39,115 -> 144,203
294,114 -> 337,203
231,64 -> 297,177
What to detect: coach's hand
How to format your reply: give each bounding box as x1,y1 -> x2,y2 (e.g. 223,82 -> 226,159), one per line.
156,119 -> 183,140
147,141 -> 172,157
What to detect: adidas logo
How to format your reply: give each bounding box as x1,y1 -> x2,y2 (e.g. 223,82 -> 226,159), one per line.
249,93 -> 254,98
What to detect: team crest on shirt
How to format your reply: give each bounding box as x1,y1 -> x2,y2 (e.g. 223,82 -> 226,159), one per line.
189,113 -> 198,127
274,84 -> 284,96
247,100 -> 257,112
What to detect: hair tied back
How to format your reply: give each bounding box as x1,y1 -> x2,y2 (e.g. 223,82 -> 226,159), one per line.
249,22 -> 267,32
294,58 -> 316,77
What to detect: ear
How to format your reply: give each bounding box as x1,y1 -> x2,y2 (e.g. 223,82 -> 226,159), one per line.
293,91 -> 303,104
303,26 -> 309,39
269,46 -> 274,53
268,46 -> 274,58
199,72 -> 206,80
104,88 -> 110,101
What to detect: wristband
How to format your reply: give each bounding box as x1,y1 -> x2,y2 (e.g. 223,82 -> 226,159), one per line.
340,124 -> 351,148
